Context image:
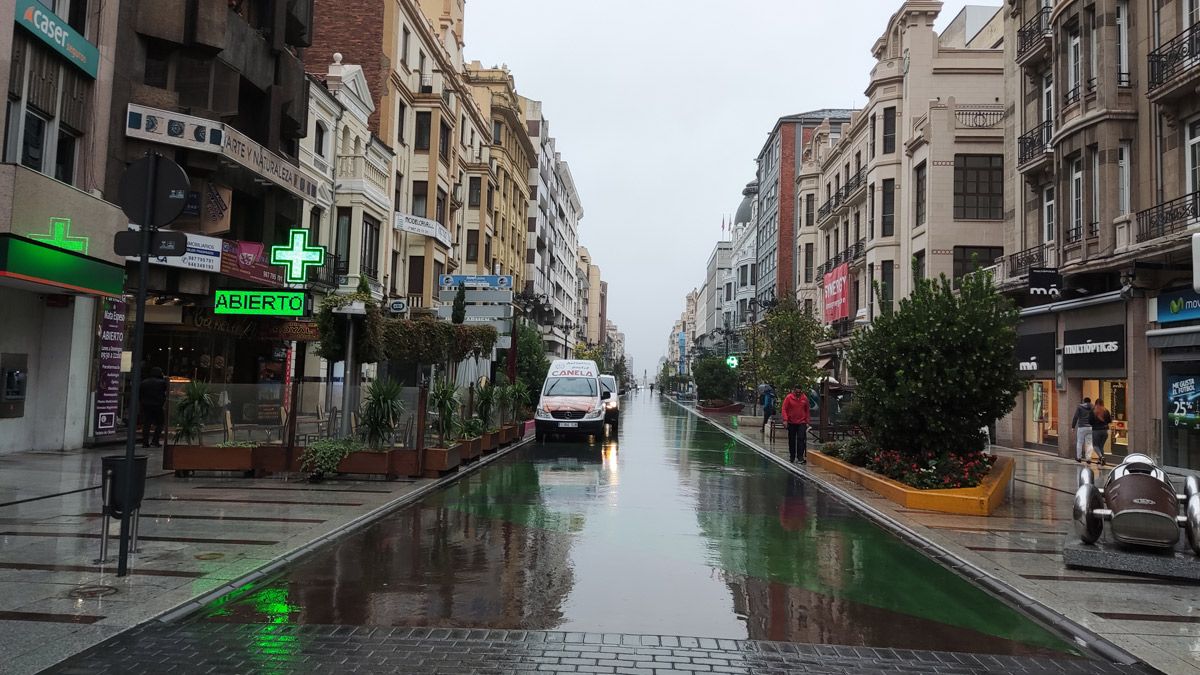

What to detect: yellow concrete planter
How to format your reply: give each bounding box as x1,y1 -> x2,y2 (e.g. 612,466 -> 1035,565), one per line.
808,451 -> 1014,516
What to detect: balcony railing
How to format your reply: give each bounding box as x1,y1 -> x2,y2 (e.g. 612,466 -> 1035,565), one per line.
817,200 -> 833,221
1136,190 -> 1200,243
360,262 -> 379,281
306,254 -> 341,289
1066,222 -> 1082,243
954,108 -> 1005,129
1148,22 -> 1200,92
1088,221 -> 1100,237
1118,71 -> 1131,87
1007,245 -> 1043,277
1017,121 -> 1053,166
1063,84 -> 1081,106
1017,7 -> 1052,58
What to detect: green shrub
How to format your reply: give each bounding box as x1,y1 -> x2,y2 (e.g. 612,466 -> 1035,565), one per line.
300,437 -> 365,478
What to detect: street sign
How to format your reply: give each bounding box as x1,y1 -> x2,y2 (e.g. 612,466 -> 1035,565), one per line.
726,355 -> 740,369
388,298 -> 409,314
214,289 -> 307,317
439,274 -> 513,290
436,288 -> 514,304
270,228 -> 325,283
118,154 -> 189,227
113,229 -> 188,257
435,304 -> 513,321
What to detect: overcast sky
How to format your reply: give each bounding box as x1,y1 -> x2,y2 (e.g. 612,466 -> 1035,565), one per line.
464,0 -> 983,376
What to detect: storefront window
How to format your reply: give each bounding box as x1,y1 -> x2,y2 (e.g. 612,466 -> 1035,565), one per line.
1164,366 -> 1200,469
1024,380 -> 1059,446
1081,379 -> 1129,457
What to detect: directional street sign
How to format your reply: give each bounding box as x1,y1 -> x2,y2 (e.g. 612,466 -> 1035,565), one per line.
439,274 -> 513,290
436,289 -> 514,304
271,228 -> 325,283
436,305 -> 513,321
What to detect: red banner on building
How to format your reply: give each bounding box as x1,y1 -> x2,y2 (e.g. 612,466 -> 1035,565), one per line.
822,263 -> 850,323
221,240 -> 285,287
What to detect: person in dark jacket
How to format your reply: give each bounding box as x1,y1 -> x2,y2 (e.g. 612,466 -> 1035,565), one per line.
139,367 -> 168,448
761,385 -> 777,434
1070,397 -> 1093,463
1090,398 -> 1112,466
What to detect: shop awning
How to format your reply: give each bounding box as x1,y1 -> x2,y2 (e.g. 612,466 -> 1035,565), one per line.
0,235 -> 124,297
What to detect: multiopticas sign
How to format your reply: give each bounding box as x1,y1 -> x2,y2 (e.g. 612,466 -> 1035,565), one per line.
15,0 -> 99,78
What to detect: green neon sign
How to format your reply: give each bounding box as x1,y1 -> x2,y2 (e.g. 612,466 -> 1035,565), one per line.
29,217 -> 88,254
726,355 -> 740,369
270,229 -> 325,283
214,289 -> 306,317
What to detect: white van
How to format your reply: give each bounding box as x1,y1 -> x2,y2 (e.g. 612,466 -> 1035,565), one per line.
535,359 -> 608,441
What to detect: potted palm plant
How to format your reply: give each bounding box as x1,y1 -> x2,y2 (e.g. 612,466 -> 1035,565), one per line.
476,382 -> 498,452
459,417 -> 484,462
510,381 -> 532,441
425,377 -> 462,475
338,378 -> 412,478
166,381 -> 241,476
496,383 -> 515,445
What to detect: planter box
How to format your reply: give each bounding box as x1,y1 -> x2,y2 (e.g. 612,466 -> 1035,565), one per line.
168,445 -> 254,475
481,431 -> 498,453
424,443 -> 462,474
460,437 -> 482,461
501,424 -> 518,445
808,452 -> 1015,516
336,450 -> 391,476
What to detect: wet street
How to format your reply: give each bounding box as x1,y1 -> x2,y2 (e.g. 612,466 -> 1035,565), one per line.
50,394 -> 1141,674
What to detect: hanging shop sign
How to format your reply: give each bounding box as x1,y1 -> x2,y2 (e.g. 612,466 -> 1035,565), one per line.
1157,289 -> 1200,325
15,0 -> 99,78
124,105 -> 322,202
94,299 -> 126,436
1028,267 -> 1063,299
395,213 -> 452,249
1168,375 -> 1200,430
822,263 -> 850,323
221,240 -> 285,287
213,289 -> 307,317
1062,324 -> 1125,372
126,226 -> 221,273
1015,332 -> 1056,375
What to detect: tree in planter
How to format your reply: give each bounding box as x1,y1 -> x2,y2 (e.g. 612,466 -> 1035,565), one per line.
761,296 -> 823,392
848,261 -> 1022,464
359,378 -> 405,449
451,285 -> 467,324
172,381 -> 215,445
476,383 -> 497,431
516,323 -> 549,396
428,378 -> 460,448
510,381 -> 533,421
693,355 -> 738,404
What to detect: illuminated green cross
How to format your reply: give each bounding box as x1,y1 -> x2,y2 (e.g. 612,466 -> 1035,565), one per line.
270,228 -> 325,283
30,217 -> 89,254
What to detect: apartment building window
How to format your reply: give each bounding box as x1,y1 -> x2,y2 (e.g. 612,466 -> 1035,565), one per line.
408,255 -> 425,295
1117,142 -> 1131,214
725,283 -> 732,302
1043,186 -> 1056,242
308,206 -> 323,245
880,261 -> 894,313
361,215 -> 380,279
1116,1 -> 1130,85
751,263 -> 757,284
825,233 -> 831,262
868,183 -> 876,238
1090,146 -> 1100,236
867,262 -> 875,318
415,112 -> 431,150
4,35 -> 89,187
805,194 -> 814,226
1042,72 -> 1054,123
436,188 -> 447,225
1070,158 -> 1084,241
396,102 -> 406,144
401,26 -> 411,67
914,161 -> 927,227
855,151 -> 862,173
914,250 -> 926,280
952,247 -> 1002,280
391,251 -> 401,295
493,120 -> 503,144
953,155 -> 1003,220
466,229 -> 479,263
484,235 -> 492,268
1188,119 -> 1200,194
412,181 -> 428,218
804,243 -> 814,283
882,107 -> 896,154
439,120 -> 451,160
468,177 -> 482,208
335,207 -> 352,272
1088,10 -> 1098,91
738,298 -> 748,324
1067,30 -> 1082,104
853,211 -> 860,241
869,113 -> 877,158
418,51 -> 427,78
313,123 -> 327,158
143,40 -> 171,88
881,179 -> 895,236
804,299 -> 813,315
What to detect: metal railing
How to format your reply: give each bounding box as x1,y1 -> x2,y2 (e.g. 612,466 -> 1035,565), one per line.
1136,190 -> 1200,243
1017,121 -> 1053,166
841,168 -> 866,201
1148,22 -> 1200,92
1007,245 -> 1043,277
306,254 -> 341,288
1066,222 -> 1082,243
360,262 -> 379,280
954,108 -> 1005,129
1017,7 -> 1052,58
817,200 -> 833,221
1064,84 -> 1081,106
1088,221 -> 1100,237
851,238 -> 865,261
1118,71 -> 1132,87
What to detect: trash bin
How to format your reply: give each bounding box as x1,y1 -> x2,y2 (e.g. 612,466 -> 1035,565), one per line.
101,455 -> 148,516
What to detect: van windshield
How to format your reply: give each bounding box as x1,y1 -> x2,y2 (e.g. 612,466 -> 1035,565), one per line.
543,377 -> 598,397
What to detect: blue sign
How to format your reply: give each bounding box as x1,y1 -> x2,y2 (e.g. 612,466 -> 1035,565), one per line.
1158,289 -> 1200,324
439,274 -> 513,290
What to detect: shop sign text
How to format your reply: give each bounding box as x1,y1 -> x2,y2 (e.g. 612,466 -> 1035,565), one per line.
1168,376 -> 1200,430
214,290 -> 306,317
1062,324 -> 1125,372
822,263 -> 850,323
16,0 -> 98,78
1157,288 -> 1200,325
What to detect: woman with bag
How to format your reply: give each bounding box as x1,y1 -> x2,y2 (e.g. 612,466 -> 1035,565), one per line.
1090,398 -> 1113,466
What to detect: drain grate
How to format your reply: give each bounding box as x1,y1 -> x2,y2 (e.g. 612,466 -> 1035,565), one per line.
68,585 -> 118,599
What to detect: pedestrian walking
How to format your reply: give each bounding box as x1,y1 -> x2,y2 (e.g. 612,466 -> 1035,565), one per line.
140,367 -> 168,448
761,385 -> 777,434
1071,397 -> 1093,463
782,385 -> 810,464
1090,398 -> 1112,466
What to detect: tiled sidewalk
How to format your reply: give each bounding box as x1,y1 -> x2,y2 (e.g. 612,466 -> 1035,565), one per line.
693,406 -> 1200,675
0,442 -> 523,674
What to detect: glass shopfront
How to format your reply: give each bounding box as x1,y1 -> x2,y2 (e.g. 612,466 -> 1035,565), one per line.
1080,378 -> 1129,457
1024,380 -> 1059,446
1163,361 -> 1200,470
1016,330 -> 1057,450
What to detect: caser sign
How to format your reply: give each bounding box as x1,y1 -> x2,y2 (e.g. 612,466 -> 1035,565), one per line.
15,0 -> 99,79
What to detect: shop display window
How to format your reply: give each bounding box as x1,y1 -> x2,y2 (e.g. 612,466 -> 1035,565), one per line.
1164,366 -> 1200,470
1024,380 -> 1058,447
1081,379 -> 1129,457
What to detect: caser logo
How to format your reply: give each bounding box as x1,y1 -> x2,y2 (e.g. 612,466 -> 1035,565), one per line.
24,6 -> 69,50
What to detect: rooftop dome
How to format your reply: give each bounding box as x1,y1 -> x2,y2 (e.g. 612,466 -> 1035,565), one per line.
734,180 -> 758,226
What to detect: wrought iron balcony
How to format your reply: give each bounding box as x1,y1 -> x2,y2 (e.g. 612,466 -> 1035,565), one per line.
1066,222 -> 1082,243
1016,7 -> 1052,63
851,238 -> 865,262
1136,190 -> 1200,243
1148,22 -> 1200,100
954,108 -> 1005,129
1063,84 -> 1081,106
306,254 -> 342,289
1017,121 -> 1053,169
817,200 -> 833,221
1007,245 -> 1043,278
841,168 -> 867,202
1088,221 -> 1100,237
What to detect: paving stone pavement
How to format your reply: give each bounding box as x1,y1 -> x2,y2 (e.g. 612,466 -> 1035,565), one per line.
48,624 -> 1153,674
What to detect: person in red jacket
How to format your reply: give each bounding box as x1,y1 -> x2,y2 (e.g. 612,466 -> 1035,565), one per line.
781,385 -> 810,464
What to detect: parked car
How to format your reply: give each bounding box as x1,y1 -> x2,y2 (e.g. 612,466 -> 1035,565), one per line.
600,374 -> 620,432
1074,453 -> 1200,552
534,360 -> 609,442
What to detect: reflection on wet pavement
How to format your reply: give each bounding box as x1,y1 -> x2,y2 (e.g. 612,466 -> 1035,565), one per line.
199,394 -> 1081,657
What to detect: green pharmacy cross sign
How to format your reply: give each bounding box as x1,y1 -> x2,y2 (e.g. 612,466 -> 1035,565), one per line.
30,217 -> 88,254
726,355 -> 740,369
270,228 -> 325,283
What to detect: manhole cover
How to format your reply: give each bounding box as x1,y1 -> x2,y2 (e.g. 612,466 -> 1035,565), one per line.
68,585 -> 118,599
194,552 -> 224,561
